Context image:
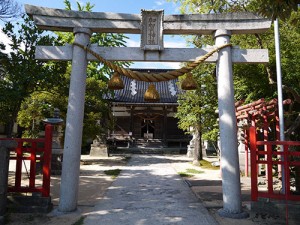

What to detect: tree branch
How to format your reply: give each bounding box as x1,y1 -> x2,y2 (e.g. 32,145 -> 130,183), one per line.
283,85 -> 300,104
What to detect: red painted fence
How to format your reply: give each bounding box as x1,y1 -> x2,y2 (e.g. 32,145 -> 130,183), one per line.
249,126 -> 300,201
0,125 -> 53,197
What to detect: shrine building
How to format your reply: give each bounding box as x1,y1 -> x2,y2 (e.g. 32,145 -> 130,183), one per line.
108,69 -> 190,151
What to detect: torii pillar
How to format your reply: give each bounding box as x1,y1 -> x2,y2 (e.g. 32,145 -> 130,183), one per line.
58,28 -> 91,212
215,30 -> 248,218
24,4 -> 271,215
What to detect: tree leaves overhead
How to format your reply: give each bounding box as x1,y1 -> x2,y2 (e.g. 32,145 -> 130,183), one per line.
169,0 -> 300,141
0,0 -> 130,141
10,1 -> 129,145
255,0 -> 300,21
176,64 -> 219,141
59,0 -> 131,80
0,15 -> 67,136
168,0 -> 299,20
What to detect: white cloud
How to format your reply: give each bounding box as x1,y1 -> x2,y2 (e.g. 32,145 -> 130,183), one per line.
0,27 -> 12,53
155,0 -> 165,6
130,61 -> 182,70
126,36 -> 189,48
124,33 -> 189,69
126,38 -> 140,47
164,40 -> 188,48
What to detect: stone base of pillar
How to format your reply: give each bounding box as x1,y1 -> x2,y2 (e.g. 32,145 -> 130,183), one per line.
218,208 -> 249,219
90,144 -> 108,157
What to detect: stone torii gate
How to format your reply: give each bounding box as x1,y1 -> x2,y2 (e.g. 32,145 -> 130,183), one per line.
25,5 -> 271,218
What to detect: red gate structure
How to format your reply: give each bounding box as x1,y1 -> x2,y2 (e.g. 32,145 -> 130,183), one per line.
0,125 -> 53,197
249,126 -> 300,201
236,98 -> 279,177
236,98 -> 292,177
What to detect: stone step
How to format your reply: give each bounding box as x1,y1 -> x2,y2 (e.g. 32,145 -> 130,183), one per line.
115,147 -> 187,155
134,139 -> 164,148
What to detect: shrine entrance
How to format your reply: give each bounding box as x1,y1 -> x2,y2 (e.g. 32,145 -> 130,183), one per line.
141,119 -> 155,140
25,4 -> 271,218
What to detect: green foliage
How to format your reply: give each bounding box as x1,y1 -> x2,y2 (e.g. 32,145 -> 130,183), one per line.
54,1 -> 130,148
168,0 -> 299,20
9,1 -> 130,147
171,0 -> 300,141
103,169 -> 121,178
178,172 -> 193,177
17,92 -> 53,138
57,1 -> 131,80
72,216 -> 86,225
176,64 -> 219,141
254,0 -> 299,21
178,168 -> 204,177
186,168 -> 204,174
199,159 -> 220,170
82,78 -> 112,146
0,15 -> 67,136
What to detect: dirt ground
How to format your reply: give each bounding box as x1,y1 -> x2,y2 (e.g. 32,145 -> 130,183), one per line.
4,154 -> 293,225
5,155 -> 129,225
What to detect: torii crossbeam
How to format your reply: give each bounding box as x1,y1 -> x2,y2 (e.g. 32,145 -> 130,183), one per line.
25,4 -> 271,218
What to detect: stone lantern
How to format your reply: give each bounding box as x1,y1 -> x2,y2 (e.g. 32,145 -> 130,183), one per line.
43,108 -> 64,174
90,134 -> 109,157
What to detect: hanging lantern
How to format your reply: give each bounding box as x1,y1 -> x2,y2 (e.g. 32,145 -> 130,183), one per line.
181,72 -> 197,90
108,72 -> 124,90
144,84 -> 160,102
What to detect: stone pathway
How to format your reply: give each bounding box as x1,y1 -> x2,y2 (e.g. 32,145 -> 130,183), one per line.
83,155 -> 218,225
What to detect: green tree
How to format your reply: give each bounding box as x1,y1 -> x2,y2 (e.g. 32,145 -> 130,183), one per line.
0,15 -> 67,137
16,1 -> 129,151
170,0 -> 300,145
168,0 -> 299,20
55,0 -> 130,149
176,64 -> 218,161
17,92 -> 54,138
255,0 -> 300,21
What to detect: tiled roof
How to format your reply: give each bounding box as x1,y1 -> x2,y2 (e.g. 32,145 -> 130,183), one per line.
112,69 -> 182,104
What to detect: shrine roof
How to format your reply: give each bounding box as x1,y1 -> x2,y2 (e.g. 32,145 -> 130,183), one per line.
110,69 -> 183,104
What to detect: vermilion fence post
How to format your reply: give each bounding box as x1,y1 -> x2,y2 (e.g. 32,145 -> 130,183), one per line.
29,142 -> 37,189
249,126 -> 258,201
15,141 -> 23,190
42,124 -> 53,197
267,144 -> 273,195
245,129 -> 249,177
284,145 -> 290,197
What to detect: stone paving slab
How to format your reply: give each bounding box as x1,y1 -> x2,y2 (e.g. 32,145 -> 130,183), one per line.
83,155 -> 218,225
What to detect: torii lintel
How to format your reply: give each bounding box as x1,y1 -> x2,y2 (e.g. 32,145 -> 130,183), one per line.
25,4 -> 271,35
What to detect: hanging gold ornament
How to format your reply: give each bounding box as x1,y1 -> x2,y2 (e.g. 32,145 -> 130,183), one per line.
144,84 -> 160,102
181,72 -> 197,90
107,72 -> 124,90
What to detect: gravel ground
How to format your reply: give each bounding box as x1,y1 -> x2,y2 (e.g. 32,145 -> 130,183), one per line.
4,154 -> 293,225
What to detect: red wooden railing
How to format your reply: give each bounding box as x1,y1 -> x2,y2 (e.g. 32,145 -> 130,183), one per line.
1,125 -> 53,197
249,126 -> 300,201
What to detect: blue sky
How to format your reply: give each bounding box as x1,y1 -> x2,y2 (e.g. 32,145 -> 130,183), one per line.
19,0 -> 180,15
14,0 -> 190,69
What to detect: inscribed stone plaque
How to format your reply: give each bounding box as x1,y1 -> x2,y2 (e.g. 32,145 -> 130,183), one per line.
141,10 -> 164,51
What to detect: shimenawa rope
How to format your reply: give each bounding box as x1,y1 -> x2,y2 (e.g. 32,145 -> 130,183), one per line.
73,42 -> 232,82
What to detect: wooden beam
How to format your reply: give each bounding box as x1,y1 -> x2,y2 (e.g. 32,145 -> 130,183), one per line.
35,45 -> 269,64
25,5 -> 271,35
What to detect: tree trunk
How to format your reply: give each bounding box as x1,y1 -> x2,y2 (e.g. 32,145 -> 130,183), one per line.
5,121 -> 14,138
193,127 -> 202,165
